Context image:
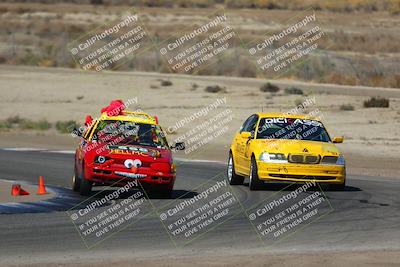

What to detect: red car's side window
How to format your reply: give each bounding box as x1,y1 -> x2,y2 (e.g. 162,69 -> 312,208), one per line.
83,120 -> 98,140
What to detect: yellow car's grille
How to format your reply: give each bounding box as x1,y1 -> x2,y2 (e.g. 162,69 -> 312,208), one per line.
305,155 -> 319,164
290,154 -> 304,163
288,154 -> 320,164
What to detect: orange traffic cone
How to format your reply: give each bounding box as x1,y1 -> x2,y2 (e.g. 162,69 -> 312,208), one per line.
37,176 -> 48,195
11,184 -> 20,196
11,184 -> 30,196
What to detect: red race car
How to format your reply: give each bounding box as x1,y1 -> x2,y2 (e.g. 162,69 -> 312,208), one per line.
72,100 -> 184,197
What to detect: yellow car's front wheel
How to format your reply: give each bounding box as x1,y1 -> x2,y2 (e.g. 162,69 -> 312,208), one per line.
249,157 -> 263,190
227,153 -> 244,185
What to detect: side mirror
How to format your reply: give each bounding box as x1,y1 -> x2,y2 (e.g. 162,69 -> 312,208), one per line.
241,131 -> 251,139
172,142 -> 185,150
333,136 -> 344,143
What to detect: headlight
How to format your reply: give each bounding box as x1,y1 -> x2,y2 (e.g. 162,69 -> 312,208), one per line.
171,163 -> 176,173
259,152 -> 288,163
95,156 -> 107,164
336,154 -> 345,165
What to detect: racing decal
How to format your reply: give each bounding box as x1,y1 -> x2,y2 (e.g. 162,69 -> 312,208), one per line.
109,149 -> 148,156
264,118 -> 287,124
264,118 -> 322,127
107,145 -> 151,156
292,119 -> 322,127
114,171 -> 146,179
107,145 -> 149,152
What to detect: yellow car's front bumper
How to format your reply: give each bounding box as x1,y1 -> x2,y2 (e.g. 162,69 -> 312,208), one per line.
257,161 -> 345,184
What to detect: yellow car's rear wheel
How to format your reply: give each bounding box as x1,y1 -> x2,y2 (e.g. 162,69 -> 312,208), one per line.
227,153 -> 244,185
249,157 -> 263,190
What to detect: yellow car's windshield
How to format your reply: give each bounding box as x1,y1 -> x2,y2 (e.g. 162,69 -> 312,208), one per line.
256,118 -> 331,142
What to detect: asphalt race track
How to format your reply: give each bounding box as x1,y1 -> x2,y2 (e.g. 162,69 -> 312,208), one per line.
0,149 -> 399,264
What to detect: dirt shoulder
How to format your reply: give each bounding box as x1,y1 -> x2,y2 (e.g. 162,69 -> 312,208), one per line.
7,249 -> 400,267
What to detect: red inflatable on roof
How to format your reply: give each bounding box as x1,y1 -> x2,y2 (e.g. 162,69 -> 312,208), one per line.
101,99 -> 126,116
85,115 -> 93,127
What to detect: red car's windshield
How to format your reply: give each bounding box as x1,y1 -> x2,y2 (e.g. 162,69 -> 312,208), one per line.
92,120 -> 169,148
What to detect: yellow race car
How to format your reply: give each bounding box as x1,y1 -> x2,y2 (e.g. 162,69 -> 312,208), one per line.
228,113 -> 346,190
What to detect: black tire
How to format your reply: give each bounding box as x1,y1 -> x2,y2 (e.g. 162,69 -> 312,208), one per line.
157,187 -> 173,199
227,153 -> 244,185
72,165 -> 81,192
329,179 -> 346,191
79,168 -> 93,196
249,156 -> 263,190
148,184 -> 173,199
329,168 -> 346,191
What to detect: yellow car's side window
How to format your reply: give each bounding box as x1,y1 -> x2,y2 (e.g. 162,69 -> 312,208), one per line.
241,114 -> 258,134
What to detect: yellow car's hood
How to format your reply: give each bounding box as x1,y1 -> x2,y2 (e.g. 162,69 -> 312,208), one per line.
253,139 -> 340,156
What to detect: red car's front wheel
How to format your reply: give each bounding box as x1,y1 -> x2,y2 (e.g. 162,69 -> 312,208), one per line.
145,182 -> 173,198
79,165 -> 93,196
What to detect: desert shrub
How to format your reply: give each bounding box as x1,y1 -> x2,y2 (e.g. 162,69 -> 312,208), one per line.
260,82 -> 280,93
56,120 -> 80,134
176,0 -> 214,8
0,121 -> 12,129
363,97 -> 389,108
36,119 -> 52,130
285,86 -> 303,95
205,85 -> 226,93
340,104 -> 355,111
3,116 -> 51,130
76,95 -> 84,100
6,115 -> 24,124
90,0 -> 103,4
0,6 -> 9,14
160,80 -> 173,86
19,119 -> 51,130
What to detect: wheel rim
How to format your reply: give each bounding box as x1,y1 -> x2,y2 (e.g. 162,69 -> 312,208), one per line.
227,156 -> 233,181
249,162 -> 253,182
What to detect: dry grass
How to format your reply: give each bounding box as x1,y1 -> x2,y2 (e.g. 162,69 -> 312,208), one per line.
225,0 -> 399,12
0,2 -> 399,88
1,0 -> 398,12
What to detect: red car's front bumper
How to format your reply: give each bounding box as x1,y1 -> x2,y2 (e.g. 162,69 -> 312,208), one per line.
85,162 -> 175,186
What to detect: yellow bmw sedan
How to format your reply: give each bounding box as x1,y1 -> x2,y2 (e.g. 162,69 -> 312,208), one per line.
227,113 -> 346,190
